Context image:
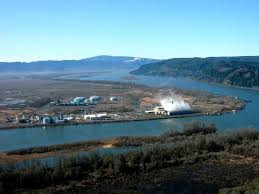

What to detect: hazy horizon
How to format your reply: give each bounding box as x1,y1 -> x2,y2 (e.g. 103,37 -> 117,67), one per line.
2,55 -> 259,63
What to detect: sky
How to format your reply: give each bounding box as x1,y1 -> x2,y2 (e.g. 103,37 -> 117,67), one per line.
0,0 -> 259,62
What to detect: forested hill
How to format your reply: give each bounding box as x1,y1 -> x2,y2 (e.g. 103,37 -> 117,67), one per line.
131,56 -> 259,88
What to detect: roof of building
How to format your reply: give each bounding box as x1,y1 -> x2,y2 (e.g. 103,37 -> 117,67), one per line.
155,106 -> 165,110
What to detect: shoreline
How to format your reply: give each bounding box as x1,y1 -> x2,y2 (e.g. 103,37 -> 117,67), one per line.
0,108 -> 257,194
0,112 -> 206,130
0,138 -> 119,165
56,76 -> 257,104
0,77 -> 247,131
129,72 -> 259,92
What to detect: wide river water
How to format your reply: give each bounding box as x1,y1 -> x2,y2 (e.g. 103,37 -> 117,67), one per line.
0,70 -> 258,152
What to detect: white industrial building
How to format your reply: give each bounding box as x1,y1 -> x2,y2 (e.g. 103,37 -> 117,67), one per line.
84,113 -> 109,120
145,106 -> 191,116
154,106 -> 167,115
145,110 -> 155,114
110,96 -> 119,101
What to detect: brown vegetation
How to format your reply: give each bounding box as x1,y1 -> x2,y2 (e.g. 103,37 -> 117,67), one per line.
0,76 -> 245,128
0,122 -> 258,193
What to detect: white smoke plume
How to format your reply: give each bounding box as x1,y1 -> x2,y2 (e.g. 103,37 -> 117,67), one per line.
159,90 -> 191,112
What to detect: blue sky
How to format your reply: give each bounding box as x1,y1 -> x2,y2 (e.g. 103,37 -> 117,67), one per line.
0,0 -> 259,62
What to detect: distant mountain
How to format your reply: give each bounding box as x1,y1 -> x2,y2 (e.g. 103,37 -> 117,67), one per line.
131,56 -> 259,88
0,55 -> 159,73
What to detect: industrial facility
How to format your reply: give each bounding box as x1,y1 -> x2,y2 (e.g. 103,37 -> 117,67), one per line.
9,92 -> 194,127
146,106 -> 192,116
83,113 -> 110,120
145,97 -> 192,116
110,96 -> 119,101
50,96 -> 102,106
154,106 -> 167,115
70,97 -> 86,105
89,96 -> 101,103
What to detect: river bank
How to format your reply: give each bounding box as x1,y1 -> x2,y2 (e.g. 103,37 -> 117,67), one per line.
0,138 -> 118,165
0,112 -> 208,130
56,71 -> 259,131
0,105 -> 245,130
0,122 -> 258,193
0,76 -> 246,130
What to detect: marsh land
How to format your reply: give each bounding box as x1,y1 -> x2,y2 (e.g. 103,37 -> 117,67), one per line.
0,121 -> 258,193
0,74 -> 245,129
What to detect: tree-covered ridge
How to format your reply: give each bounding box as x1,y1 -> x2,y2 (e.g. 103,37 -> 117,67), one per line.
131,56 -> 259,88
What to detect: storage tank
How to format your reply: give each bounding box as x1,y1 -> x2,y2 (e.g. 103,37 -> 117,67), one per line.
73,97 -> 86,104
84,98 -> 90,103
43,117 -> 50,125
89,96 -> 101,103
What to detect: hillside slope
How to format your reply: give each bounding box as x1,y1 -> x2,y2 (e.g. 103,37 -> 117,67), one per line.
131,56 -> 259,88
0,55 -> 159,73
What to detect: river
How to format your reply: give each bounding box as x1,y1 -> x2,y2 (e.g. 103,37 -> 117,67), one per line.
0,70 -> 258,152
